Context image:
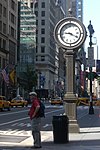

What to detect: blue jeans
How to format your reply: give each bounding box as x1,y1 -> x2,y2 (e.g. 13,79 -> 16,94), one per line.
31,117 -> 41,147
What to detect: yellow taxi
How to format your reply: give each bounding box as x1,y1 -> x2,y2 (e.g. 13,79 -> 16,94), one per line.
94,98 -> 100,106
0,96 -> 11,111
50,97 -> 63,105
76,97 -> 89,106
76,96 -> 98,106
10,95 -> 28,107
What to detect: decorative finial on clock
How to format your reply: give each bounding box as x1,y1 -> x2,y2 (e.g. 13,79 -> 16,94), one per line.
68,8 -> 73,17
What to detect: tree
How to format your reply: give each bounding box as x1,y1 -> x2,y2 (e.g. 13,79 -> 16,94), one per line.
19,66 -> 38,92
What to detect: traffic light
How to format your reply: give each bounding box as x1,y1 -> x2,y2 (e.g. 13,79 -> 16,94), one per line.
85,72 -> 98,81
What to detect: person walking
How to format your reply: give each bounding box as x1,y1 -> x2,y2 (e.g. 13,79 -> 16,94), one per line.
28,92 -> 42,149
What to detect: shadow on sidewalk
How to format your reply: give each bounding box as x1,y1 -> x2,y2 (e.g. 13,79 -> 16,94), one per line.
42,139 -> 100,146
0,139 -> 100,150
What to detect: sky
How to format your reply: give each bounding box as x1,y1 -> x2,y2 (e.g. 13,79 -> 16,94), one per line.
83,0 -> 100,59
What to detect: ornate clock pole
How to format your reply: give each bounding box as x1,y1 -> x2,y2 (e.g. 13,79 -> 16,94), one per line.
54,15 -> 87,133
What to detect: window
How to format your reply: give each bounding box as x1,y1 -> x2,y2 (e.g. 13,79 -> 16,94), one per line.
41,28 -> 45,34
0,21 -> 2,31
2,58 -> 6,68
9,40 -> 16,64
36,29 -> 38,35
41,20 -> 45,25
36,20 -> 38,25
36,37 -> 38,43
35,11 -> 38,17
0,57 -> 1,68
11,27 -> 14,37
41,46 -> 45,53
36,56 -> 38,61
41,11 -> 45,17
3,7 -> 6,17
0,4 -> 2,14
41,2 -> 45,8
36,46 -> 38,53
35,2 -> 38,8
0,38 -> 1,48
11,13 -> 14,24
11,0 -> 15,10
3,23 -> 6,34
3,39 -> 6,49
25,3 -> 28,6
41,37 -> 45,43
41,56 -> 45,61
31,3 -> 33,8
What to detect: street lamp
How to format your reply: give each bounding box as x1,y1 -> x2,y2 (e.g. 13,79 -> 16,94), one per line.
88,20 -> 95,114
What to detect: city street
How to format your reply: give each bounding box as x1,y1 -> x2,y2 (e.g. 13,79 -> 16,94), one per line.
0,102 -> 64,135
0,103 -> 100,150
0,102 -> 88,141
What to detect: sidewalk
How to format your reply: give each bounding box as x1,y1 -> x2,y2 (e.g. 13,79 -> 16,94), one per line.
1,106 -> 100,150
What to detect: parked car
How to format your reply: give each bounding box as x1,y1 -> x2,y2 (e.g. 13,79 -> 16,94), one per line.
10,95 -> 28,107
50,97 -> 63,105
0,96 -> 11,111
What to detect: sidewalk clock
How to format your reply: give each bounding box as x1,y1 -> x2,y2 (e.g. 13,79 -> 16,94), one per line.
54,17 -> 87,50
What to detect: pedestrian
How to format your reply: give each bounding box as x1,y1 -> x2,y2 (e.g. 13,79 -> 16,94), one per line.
28,91 -> 42,149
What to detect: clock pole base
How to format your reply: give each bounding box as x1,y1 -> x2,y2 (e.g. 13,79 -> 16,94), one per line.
64,102 -> 79,133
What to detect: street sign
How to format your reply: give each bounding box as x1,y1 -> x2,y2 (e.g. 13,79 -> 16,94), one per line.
96,60 -> 100,72
88,47 -> 94,67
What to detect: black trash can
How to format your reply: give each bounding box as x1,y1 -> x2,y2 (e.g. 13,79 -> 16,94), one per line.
52,115 -> 69,143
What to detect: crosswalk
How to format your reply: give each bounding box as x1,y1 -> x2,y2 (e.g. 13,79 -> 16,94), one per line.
28,104 -> 64,109
0,129 -> 31,136
0,105 -> 88,137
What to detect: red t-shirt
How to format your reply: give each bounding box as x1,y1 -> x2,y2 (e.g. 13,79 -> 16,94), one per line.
28,97 -> 40,120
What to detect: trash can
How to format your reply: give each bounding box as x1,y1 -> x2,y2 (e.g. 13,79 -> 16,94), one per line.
52,115 -> 69,143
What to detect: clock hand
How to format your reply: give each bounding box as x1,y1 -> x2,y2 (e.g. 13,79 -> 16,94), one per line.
65,32 -> 78,38
72,34 -> 78,38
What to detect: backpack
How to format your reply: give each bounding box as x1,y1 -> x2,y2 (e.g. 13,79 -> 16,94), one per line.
38,101 -> 45,117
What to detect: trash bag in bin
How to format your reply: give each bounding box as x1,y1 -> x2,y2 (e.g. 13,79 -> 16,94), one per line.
52,115 -> 69,143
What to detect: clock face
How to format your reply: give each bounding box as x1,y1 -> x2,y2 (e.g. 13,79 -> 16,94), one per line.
54,17 -> 87,50
60,23 -> 80,44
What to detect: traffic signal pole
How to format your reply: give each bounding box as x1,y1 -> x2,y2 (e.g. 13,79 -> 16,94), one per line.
89,67 -> 94,114
88,21 -> 94,114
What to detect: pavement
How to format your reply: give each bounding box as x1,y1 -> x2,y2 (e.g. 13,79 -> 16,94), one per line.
1,106 -> 100,150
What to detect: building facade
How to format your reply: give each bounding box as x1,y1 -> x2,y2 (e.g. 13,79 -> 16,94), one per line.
19,0 -> 36,70
19,0 -> 86,97
34,0 -> 66,97
15,0 -> 37,96
0,0 -> 18,96
20,0 -> 36,67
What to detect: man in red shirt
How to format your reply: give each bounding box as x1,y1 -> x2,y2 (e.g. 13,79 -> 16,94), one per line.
28,92 -> 42,149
